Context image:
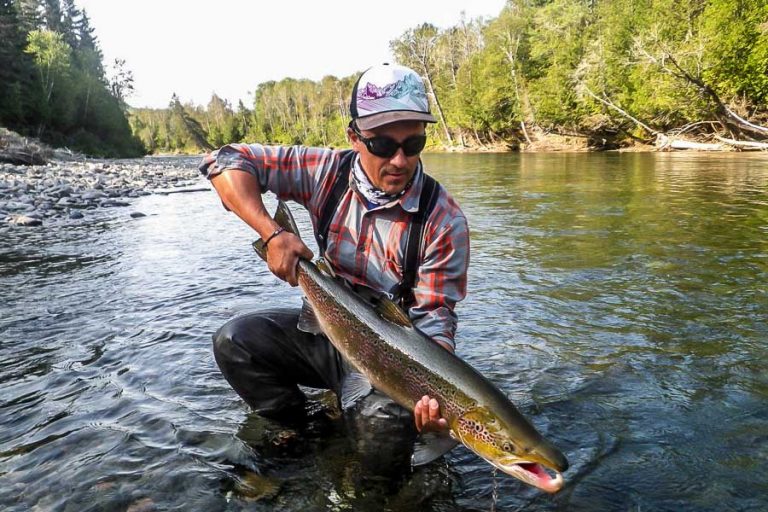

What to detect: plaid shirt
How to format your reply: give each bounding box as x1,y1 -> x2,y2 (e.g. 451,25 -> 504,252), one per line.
199,144 -> 469,349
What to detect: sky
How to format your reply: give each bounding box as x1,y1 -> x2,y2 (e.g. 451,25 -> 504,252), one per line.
74,0 -> 507,109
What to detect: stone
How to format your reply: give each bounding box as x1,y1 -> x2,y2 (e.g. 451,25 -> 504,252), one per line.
9,215 -> 42,226
81,190 -> 105,200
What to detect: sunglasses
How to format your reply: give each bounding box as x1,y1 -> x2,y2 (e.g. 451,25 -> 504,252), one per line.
351,124 -> 427,158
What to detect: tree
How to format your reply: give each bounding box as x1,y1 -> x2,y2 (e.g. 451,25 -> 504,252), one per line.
25,28 -> 71,106
0,0 -> 34,124
169,93 -> 214,151
391,23 -> 455,145
109,58 -> 134,109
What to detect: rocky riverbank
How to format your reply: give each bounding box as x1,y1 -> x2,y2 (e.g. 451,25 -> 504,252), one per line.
1,158 -> 204,228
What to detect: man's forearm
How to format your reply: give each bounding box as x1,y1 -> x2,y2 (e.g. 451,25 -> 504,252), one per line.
210,169 -> 281,239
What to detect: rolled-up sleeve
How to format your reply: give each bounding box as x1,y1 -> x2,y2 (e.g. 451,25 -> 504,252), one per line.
409,204 -> 470,350
198,144 -> 336,208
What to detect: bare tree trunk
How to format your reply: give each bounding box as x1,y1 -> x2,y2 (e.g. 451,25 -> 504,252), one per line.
503,31 -> 536,144
634,44 -> 768,140
714,136 -> 768,150
663,53 -> 768,139
83,82 -> 91,121
422,69 -> 454,146
656,134 -> 723,151
473,128 -> 482,147
581,83 -> 657,137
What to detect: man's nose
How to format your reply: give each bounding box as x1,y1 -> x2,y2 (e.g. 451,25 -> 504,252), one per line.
389,147 -> 408,167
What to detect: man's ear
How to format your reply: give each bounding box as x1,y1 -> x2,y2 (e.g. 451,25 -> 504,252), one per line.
347,127 -> 360,149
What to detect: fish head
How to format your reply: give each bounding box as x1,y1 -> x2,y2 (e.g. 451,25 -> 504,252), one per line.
453,407 -> 569,493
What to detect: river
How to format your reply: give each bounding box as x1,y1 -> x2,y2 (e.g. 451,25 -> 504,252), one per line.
1,152 -> 766,511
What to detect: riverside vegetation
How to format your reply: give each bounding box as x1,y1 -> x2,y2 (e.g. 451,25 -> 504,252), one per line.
0,0 -> 142,158
1,0 -> 767,158
130,0 -> 768,153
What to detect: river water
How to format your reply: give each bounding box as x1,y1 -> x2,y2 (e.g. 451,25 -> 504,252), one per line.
1,153 -> 766,511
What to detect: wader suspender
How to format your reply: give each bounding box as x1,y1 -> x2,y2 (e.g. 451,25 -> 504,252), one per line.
316,151 -> 441,307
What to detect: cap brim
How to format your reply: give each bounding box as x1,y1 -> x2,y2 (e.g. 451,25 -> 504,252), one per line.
356,111 -> 437,130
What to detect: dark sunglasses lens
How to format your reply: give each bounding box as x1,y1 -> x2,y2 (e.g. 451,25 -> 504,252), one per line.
367,135 -> 426,158
402,135 -> 427,156
368,138 -> 399,158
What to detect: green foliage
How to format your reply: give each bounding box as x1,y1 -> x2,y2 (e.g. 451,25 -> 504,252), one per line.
11,0 -> 761,155
0,0 -> 143,157
700,0 -> 768,105
25,29 -> 71,105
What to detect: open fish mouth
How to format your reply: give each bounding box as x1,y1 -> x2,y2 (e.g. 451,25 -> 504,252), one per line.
497,461 -> 564,493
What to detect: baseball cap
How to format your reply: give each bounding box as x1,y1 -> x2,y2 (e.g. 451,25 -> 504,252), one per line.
350,63 -> 437,130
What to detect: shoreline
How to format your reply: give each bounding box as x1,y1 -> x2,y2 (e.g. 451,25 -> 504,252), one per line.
3,127 -> 763,229
1,157 -> 201,228
1,128 -> 204,228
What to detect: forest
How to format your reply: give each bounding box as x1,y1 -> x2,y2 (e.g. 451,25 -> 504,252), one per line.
2,0 -> 767,156
131,0 -> 768,153
0,0 -> 142,157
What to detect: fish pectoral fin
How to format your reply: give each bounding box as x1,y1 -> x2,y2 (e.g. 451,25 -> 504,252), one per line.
340,372 -> 373,410
297,297 -> 323,335
375,298 -> 413,328
412,432 -> 459,467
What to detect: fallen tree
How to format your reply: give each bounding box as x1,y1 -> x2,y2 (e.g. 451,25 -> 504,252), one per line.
578,82 -> 767,152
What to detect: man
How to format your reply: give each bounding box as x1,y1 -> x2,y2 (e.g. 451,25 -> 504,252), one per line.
199,63 -> 468,437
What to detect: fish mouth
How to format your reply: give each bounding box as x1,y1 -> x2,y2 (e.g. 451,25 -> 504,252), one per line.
495,461 -> 564,493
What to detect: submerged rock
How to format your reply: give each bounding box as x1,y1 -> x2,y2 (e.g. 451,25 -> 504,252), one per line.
233,471 -> 281,502
9,214 -> 42,226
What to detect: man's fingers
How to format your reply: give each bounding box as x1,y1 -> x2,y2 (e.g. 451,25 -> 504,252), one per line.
300,245 -> 314,260
414,395 -> 449,433
286,260 -> 299,287
429,398 -> 440,420
421,396 -> 430,424
415,396 -> 428,431
414,400 -> 423,430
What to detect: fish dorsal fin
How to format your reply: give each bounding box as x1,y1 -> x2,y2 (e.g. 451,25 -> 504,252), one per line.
252,238 -> 267,261
412,431 -> 459,466
297,297 -> 323,335
315,258 -> 336,277
274,200 -> 301,238
375,298 -> 413,328
252,201 -> 301,262
340,372 -> 373,410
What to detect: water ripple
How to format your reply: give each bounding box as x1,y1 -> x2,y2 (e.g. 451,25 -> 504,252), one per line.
1,154 -> 767,510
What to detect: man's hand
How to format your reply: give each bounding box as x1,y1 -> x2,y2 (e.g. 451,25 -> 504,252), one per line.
265,231 -> 313,287
414,395 -> 448,433
210,170 -> 312,286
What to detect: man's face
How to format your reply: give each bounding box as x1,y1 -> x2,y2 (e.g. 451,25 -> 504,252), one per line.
348,120 -> 426,195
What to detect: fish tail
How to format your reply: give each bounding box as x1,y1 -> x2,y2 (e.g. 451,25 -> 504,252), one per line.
252,200 -> 302,261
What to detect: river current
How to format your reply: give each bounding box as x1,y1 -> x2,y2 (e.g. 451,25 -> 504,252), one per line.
1,152 -> 766,511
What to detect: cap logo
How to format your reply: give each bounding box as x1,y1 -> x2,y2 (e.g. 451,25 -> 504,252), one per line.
356,73 -> 429,117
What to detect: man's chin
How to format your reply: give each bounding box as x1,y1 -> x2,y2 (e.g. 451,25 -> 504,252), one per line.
381,175 -> 410,195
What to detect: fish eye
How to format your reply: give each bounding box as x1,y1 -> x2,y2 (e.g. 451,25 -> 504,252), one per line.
502,442 -> 514,452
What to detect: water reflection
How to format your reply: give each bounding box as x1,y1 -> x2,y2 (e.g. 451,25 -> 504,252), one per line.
0,153 -> 766,511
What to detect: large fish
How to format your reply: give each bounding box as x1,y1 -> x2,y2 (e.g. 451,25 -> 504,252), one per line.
253,201 -> 569,493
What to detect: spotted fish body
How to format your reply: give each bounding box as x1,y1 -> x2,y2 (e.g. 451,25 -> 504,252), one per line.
254,201 -> 569,493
